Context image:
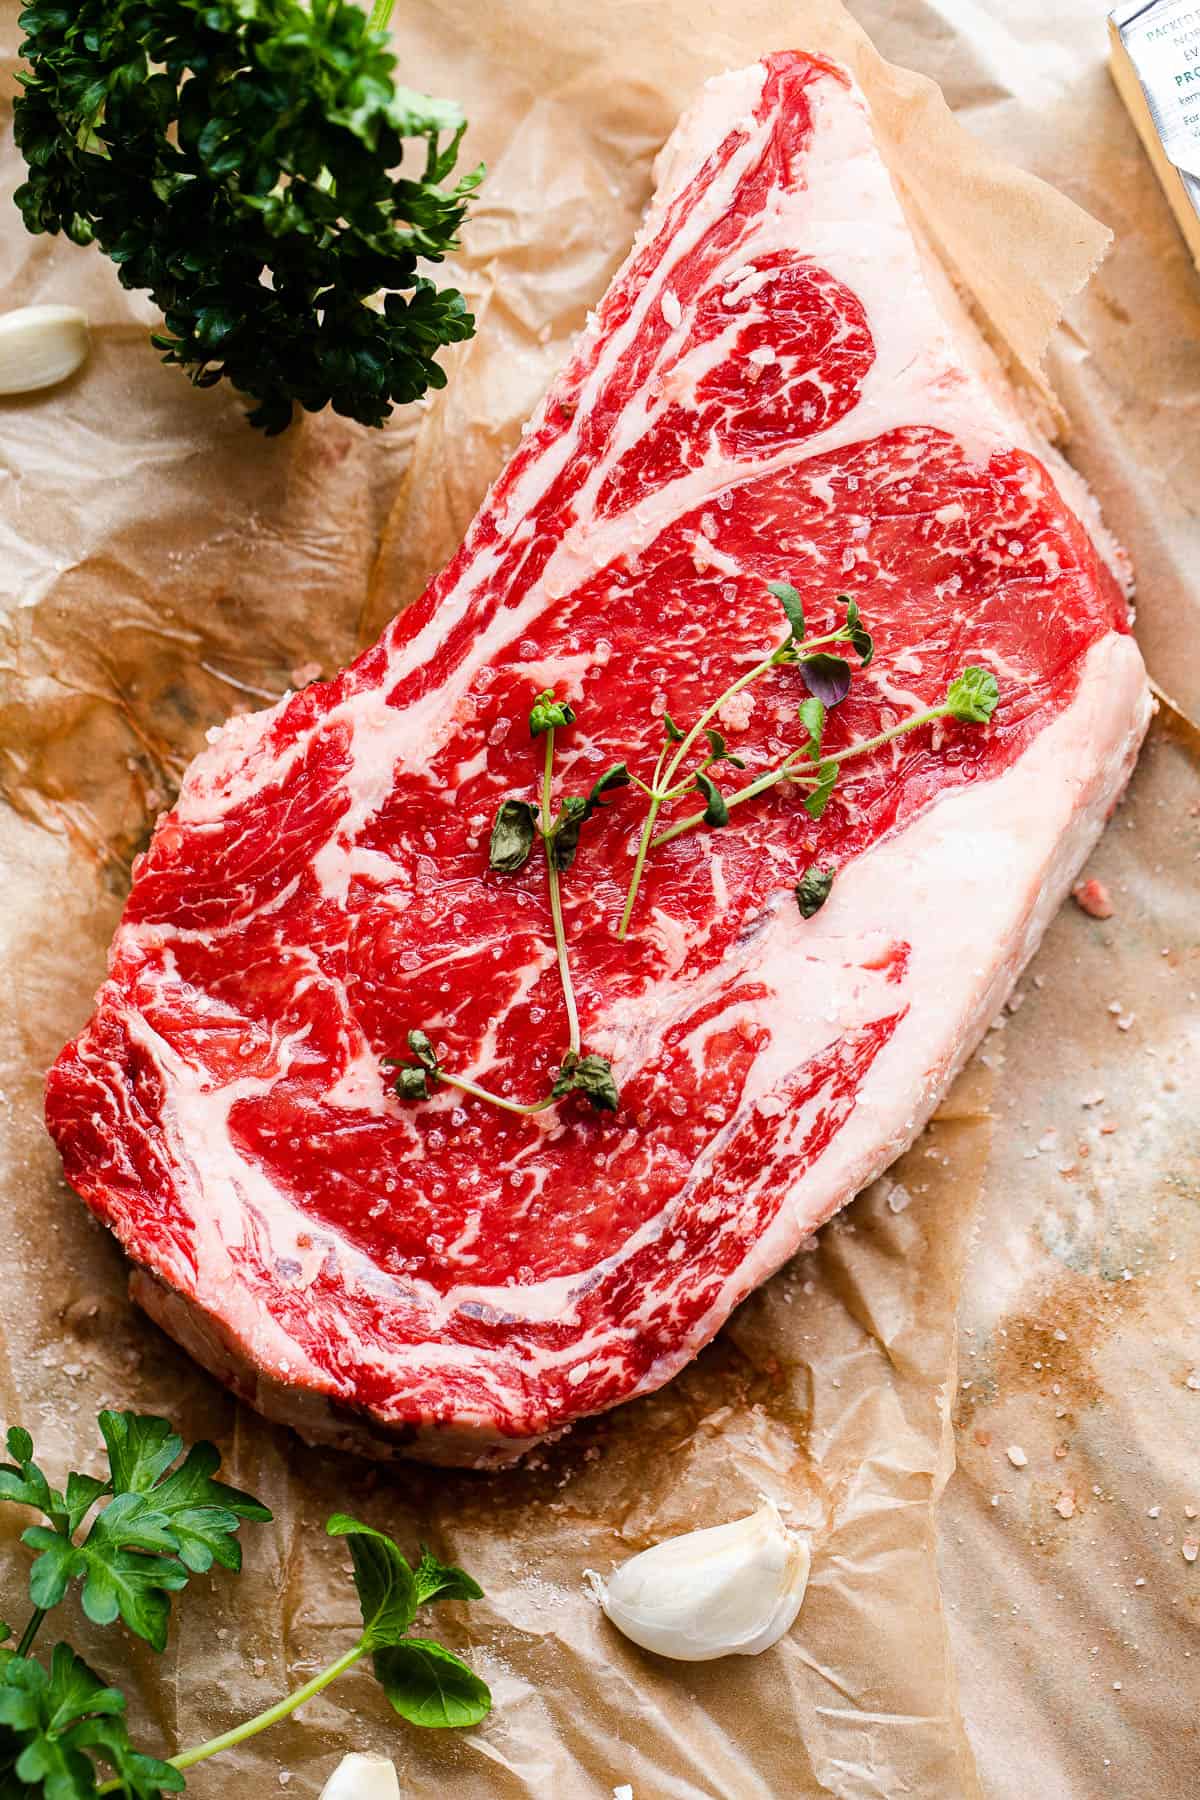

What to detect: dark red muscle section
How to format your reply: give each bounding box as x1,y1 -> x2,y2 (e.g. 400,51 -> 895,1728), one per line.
44,50 -> 1134,1460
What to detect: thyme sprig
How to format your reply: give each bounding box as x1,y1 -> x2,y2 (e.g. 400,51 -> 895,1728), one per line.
390,691 -> 624,1118
649,663 -> 1000,853
616,585 -> 873,938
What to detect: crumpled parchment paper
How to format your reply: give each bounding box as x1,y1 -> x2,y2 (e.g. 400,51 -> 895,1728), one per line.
0,0 -> 1195,1795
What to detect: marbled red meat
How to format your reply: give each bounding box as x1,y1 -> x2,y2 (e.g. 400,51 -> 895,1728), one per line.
45,51 -> 1149,1466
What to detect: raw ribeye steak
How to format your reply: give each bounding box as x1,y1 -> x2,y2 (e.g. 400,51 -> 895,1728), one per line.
46,51 -> 1149,1466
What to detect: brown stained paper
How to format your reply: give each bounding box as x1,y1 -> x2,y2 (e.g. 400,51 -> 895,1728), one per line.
0,0 -> 1195,1795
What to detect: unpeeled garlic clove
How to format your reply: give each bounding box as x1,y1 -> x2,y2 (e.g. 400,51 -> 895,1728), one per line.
0,304 -> 89,395
318,1752 -> 401,1800
599,1498 -> 810,1662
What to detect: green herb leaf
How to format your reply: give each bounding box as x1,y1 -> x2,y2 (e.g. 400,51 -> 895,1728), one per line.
70,1714 -> 186,1798
0,1642 -> 182,1798
26,1493 -> 189,1651
0,1428 -> 63,1524
803,760 -> 839,821
489,798 -> 538,873
326,1515 -> 419,1649
945,666 -> 1000,723
767,579 -> 806,641
794,866 -> 835,919
7,1416 -> 270,1650
800,654 -> 852,708
388,1030 -> 442,1102
798,696 -> 826,762
549,795 -> 588,871
61,1474 -> 110,1538
393,1062 -> 431,1101
373,1638 -> 492,1729
693,770 -> 729,828
583,763 -> 631,818
551,1053 -> 620,1114
13,0 -> 482,433
843,596 -> 874,667
414,1549 -> 485,1608
407,1030 -> 440,1073
703,729 -> 746,770
662,712 -> 685,743
528,689 -> 577,737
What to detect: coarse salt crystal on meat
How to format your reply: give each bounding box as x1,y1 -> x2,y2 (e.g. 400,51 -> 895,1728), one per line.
45,52 -> 1149,1466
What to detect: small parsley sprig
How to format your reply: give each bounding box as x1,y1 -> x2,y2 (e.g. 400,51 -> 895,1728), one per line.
390,689 -> 625,1118
0,1416 -> 490,1797
616,585 -> 876,937
12,0 -> 482,433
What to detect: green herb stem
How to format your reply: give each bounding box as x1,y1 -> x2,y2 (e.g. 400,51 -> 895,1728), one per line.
657,650 -> 779,796
650,701 -> 954,850
367,0 -> 396,27
95,1645 -> 368,1794
616,623 -> 856,935
617,794 -> 664,941
433,1068 -> 558,1117
14,1607 -> 46,1658
541,726 -> 582,1055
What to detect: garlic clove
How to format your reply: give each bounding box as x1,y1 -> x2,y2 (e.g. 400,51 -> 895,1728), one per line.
0,304 -> 89,395
318,1752 -> 401,1800
599,1498 -> 810,1662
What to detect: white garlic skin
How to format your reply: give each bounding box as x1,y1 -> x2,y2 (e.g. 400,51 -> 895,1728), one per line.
600,1499 -> 810,1662
0,304 -> 89,394
318,1752 -> 401,1800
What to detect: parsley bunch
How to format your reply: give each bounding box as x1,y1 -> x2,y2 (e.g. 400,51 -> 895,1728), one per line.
0,1415 -> 490,1796
13,0 -> 482,433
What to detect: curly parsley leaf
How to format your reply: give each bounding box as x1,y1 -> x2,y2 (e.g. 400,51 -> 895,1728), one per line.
373,1638 -> 491,1729
13,0 -> 482,433
945,666 -> 1000,723
489,798 -> 538,873
794,866 -> 835,919
552,1053 -> 620,1113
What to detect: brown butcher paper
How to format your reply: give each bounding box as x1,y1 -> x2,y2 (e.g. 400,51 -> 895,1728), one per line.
0,0 -> 1195,1796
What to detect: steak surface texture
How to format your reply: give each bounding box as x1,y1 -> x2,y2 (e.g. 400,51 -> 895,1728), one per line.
46,52 -> 1150,1467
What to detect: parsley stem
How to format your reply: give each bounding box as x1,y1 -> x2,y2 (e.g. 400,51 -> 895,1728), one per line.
14,1607 -> 45,1658
367,0 -> 396,29
96,1645 -> 368,1794
541,725 -> 581,1056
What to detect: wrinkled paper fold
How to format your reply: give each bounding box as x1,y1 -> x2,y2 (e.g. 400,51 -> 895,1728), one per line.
0,0 -> 1195,1794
